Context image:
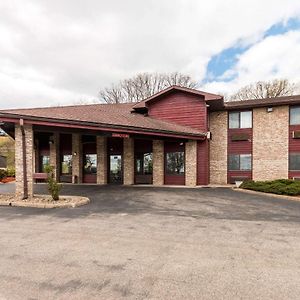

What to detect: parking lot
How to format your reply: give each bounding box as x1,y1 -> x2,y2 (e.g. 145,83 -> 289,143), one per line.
0,184 -> 300,299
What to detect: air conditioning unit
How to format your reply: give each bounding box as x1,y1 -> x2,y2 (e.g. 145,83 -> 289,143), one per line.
292,131 -> 300,139
292,177 -> 300,181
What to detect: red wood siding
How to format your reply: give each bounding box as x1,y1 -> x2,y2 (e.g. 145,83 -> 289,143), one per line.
289,124 -> 300,179
227,128 -> 253,183
164,141 -> 185,185
147,91 -> 208,131
197,140 -> 209,185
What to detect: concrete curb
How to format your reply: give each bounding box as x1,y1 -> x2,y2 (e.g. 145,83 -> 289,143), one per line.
0,195 -> 90,208
233,187 -> 300,202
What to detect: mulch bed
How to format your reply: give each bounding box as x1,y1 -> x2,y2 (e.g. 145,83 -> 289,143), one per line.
0,194 -> 90,208
0,177 -> 15,184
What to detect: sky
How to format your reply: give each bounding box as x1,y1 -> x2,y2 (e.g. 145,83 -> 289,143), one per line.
1,0 -> 300,109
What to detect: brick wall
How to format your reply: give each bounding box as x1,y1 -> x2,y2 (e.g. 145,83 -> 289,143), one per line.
153,140 -> 164,185
252,106 -> 289,180
123,138 -> 134,185
185,140 -> 197,186
96,136 -> 107,184
49,132 -> 59,180
15,124 -> 33,199
209,111 -> 228,184
72,133 -> 82,183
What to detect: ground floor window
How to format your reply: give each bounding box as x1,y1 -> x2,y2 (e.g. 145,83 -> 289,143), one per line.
229,154 -> 252,171
61,154 -> 72,175
83,154 -> 97,174
39,155 -> 50,173
165,151 -> 185,175
289,153 -> 300,170
135,153 -> 153,175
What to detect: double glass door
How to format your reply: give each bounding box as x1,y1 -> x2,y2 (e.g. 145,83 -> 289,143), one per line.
109,154 -> 122,184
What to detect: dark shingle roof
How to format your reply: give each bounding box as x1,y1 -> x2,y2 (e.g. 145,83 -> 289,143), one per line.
0,102 -> 205,137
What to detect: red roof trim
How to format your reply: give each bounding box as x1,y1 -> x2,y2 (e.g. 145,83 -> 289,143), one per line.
132,85 -> 223,109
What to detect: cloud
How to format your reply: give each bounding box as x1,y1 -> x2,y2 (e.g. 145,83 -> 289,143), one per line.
203,30 -> 300,96
0,0 -> 300,108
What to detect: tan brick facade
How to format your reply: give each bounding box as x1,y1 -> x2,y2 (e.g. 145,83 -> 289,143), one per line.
253,106 -> 289,181
185,140 -> 197,186
72,133 -> 82,183
123,138 -> 134,185
209,111 -> 228,184
153,140 -> 164,185
15,124 -> 34,199
96,136 -> 107,184
49,132 -> 59,180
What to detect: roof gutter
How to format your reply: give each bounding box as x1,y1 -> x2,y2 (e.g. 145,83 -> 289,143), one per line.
0,113 -> 206,140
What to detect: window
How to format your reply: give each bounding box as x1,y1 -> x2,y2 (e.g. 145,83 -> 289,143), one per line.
229,111 -> 252,128
289,153 -> 300,170
61,154 -> 72,175
290,107 -> 300,125
166,152 -> 185,175
135,153 -> 153,175
229,154 -> 252,171
39,155 -> 50,173
83,154 -> 97,174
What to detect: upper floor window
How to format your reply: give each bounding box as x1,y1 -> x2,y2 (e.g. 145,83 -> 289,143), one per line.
229,154 -> 252,171
290,106 -> 300,125
289,153 -> 300,170
229,111 -> 252,129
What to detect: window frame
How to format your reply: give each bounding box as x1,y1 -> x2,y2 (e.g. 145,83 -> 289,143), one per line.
290,106 -> 300,125
228,154 -> 252,171
165,151 -> 185,175
289,153 -> 300,171
61,154 -> 73,175
229,110 -> 253,129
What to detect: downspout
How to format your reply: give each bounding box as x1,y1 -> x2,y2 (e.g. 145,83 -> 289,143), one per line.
20,119 -> 28,199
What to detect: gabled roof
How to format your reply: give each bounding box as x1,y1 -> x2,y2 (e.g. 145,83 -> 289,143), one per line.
0,102 -> 206,139
132,85 -> 223,110
225,95 -> 300,110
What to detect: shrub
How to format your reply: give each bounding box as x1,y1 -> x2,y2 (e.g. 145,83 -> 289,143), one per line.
6,168 -> 15,177
44,165 -> 62,201
240,179 -> 300,196
0,169 -> 7,181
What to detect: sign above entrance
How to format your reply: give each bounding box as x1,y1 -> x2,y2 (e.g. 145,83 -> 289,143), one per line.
112,133 -> 130,138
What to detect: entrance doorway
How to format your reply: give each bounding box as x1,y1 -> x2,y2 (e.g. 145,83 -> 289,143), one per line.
108,138 -> 123,184
109,155 -> 122,184
82,135 -> 97,183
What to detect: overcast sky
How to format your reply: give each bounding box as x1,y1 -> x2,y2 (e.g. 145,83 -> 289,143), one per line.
1,0 -> 300,109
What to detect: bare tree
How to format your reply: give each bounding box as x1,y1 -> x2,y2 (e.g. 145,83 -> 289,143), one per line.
229,79 -> 295,100
99,72 -> 198,104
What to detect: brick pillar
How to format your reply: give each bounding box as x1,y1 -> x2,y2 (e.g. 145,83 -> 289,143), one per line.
185,140 -> 197,186
72,133 -> 82,183
153,140 -> 164,185
15,124 -> 34,199
97,136 -> 107,184
123,138 -> 134,185
50,132 -> 59,181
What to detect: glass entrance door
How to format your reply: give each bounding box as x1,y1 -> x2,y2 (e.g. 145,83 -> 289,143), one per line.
109,155 -> 122,184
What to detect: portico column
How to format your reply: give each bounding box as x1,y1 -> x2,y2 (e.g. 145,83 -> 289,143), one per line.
185,140 -> 197,186
72,133 -> 82,183
153,140 -> 164,185
123,138 -> 134,185
49,132 -> 59,181
15,123 -> 34,199
96,136 -> 107,184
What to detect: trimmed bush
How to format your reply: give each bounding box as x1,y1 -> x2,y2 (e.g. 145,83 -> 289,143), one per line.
44,165 -> 62,201
0,169 -> 7,181
6,168 -> 15,177
240,179 -> 300,196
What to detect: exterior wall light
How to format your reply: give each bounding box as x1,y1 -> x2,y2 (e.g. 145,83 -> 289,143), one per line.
73,152 -> 77,156
267,107 -> 273,113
